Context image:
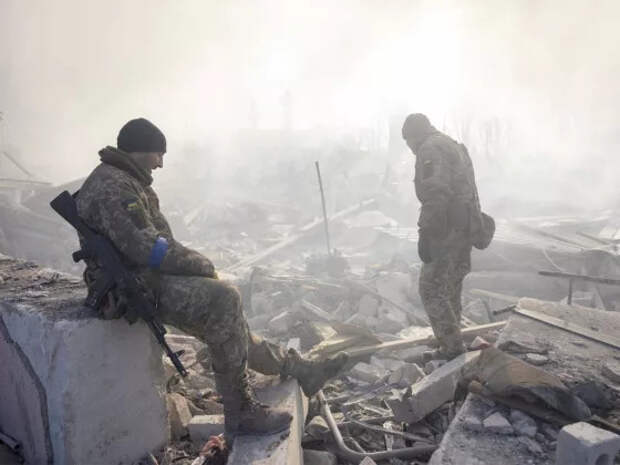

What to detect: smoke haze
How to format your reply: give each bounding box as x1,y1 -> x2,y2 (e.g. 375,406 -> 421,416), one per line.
1,0 -> 619,211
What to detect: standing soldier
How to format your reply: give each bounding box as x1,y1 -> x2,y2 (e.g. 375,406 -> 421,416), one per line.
402,114 -> 493,360
74,118 -> 347,436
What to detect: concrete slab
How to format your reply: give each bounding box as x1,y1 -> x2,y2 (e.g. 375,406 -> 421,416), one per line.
428,298 -> 620,465
387,351 -> 480,423
0,257 -> 168,465
601,358 -> 620,384
226,375 -> 308,465
556,422 -> 620,465
510,410 -> 537,438
482,412 -> 513,435
188,415 -> 225,442
168,393 -> 193,440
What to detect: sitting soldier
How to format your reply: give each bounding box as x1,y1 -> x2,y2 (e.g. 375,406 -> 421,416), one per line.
74,118 -> 347,435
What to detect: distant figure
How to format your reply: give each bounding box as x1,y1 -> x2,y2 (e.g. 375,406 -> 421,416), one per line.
74,118 -> 347,436
402,114 -> 494,359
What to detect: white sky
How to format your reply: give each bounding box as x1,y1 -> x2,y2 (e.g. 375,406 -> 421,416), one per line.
1,0 -> 619,208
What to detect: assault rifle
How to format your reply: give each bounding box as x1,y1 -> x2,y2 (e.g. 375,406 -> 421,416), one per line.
50,190 -> 188,377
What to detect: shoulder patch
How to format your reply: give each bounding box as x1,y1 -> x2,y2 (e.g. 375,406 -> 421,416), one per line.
121,197 -> 148,230
125,200 -> 139,211
422,159 -> 434,178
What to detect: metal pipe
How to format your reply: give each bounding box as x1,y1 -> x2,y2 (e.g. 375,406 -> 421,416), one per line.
318,391 -> 436,463
539,270 -> 620,286
314,161 -> 331,256
337,415 -> 395,428
345,417 -> 434,444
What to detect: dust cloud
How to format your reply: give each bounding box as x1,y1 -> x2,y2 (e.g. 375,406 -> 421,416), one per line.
1,0 -> 619,213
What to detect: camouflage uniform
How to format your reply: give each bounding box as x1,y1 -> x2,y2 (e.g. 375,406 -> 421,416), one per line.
76,147 -> 343,401
412,130 -> 481,357
155,274 -> 291,376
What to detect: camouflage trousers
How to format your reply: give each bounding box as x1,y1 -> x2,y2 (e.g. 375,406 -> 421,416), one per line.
155,274 -> 286,375
419,232 -> 472,357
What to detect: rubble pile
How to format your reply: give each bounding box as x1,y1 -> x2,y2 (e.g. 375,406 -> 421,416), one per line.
2,166 -> 620,464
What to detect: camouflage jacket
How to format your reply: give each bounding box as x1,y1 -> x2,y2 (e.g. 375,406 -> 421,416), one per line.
414,130 -> 482,239
76,146 -> 215,317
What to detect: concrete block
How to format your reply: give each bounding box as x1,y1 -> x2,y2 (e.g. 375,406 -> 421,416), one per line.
483,412 -> 513,435
388,363 -> 425,387
556,422 -> 620,465
510,410 -> 537,438
226,376 -> 308,465
167,393 -> 193,440
0,296 -> 167,465
377,305 -> 409,333
524,353 -> 549,366
387,351 -> 480,423
303,449 -> 337,465
198,398 -> 224,415
163,357 -> 179,381
188,415 -> 225,442
497,329 -> 548,355
359,457 -> 378,465
462,415 -> 483,432
350,362 -> 383,384
601,358 -> 620,384
305,415 -> 329,439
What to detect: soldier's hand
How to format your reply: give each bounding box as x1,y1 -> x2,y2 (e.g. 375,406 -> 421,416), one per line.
418,232 -> 433,264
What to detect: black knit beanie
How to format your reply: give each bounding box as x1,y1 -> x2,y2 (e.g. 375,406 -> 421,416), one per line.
117,118 -> 167,153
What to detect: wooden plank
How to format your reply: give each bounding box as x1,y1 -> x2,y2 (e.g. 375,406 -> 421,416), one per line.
514,308 -> 620,350
299,299 -> 333,322
345,322 -> 506,358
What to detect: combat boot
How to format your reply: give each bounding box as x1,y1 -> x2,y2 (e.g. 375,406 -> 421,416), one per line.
215,367 -> 292,436
281,349 -> 348,397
